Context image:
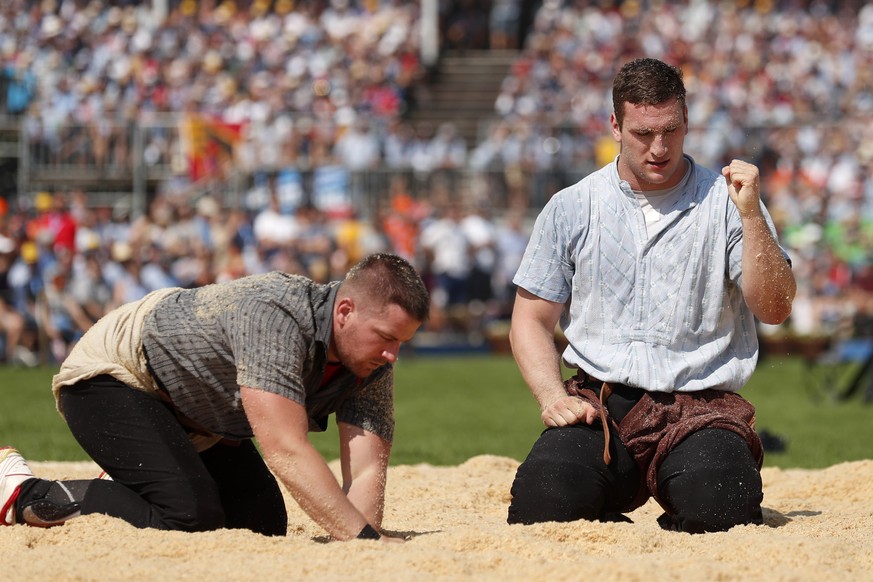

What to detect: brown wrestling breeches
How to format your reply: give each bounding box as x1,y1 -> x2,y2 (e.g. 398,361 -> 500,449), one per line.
564,373 -> 763,513
508,372 -> 765,529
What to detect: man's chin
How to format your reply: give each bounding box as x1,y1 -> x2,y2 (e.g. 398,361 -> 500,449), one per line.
640,172 -> 675,190
645,167 -> 669,180
349,363 -> 379,378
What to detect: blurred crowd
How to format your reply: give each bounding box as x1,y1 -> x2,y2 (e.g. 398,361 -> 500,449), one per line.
0,181 -> 530,365
2,0 -> 873,364
1,0 -> 427,173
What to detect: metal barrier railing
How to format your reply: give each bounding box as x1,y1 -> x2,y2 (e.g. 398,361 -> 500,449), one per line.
11,115 -> 873,223
14,115 -> 602,216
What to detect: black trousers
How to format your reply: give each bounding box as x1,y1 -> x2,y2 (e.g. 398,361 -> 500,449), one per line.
507,386 -> 763,533
49,375 -> 287,535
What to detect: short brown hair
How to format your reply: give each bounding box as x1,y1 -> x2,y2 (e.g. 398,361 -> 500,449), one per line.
612,58 -> 686,128
342,253 -> 430,322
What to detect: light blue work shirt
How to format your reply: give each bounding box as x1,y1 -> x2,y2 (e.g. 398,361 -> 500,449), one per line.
513,155 -> 788,393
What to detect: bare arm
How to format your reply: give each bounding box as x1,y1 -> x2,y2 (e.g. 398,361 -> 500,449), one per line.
509,288 -> 597,427
722,160 -> 796,324
338,421 -> 390,528
241,386 -> 373,541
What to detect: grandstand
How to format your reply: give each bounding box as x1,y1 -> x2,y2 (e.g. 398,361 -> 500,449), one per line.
0,0 -> 872,363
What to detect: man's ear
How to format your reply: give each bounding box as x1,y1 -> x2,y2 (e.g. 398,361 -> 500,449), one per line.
610,112 -> 621,142
334,296 -> 355,327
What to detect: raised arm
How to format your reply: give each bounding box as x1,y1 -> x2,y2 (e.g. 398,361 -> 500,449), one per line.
722,159 -> 796,324
509,288 -> 597,427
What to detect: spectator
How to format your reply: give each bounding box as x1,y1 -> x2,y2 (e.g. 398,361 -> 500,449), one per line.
67,248 -> 112,327
460,200 -> 497,306
26,192 -> 76,256
7,241 -> 46,326
108,242 -> 149,310
427,122 -> 468,171
39,251 -> 93,362
383,120 -> 417,170
420,200 -> 472,330
381,175 -> 425,266
2,51 -> 37,116
333,118 -> 382,171
0,236 -> 32,365
293,204 -> 336,282
252,188 -> 300,260
492,209 -> 529,317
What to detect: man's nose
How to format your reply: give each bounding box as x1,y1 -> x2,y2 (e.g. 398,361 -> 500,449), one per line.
382,342 -> 401,363
651,134 -> 668,157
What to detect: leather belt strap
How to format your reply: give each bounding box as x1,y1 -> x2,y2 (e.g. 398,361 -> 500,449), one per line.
599,382 -> 613,465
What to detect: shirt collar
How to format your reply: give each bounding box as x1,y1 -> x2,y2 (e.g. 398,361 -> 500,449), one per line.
611,154 -> 699,209
314,281 -> 341,358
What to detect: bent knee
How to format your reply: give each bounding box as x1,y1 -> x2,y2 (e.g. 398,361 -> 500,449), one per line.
507,427 -> 618,525
508,458 -> 608,524
150,485 -> 226,532
156,503 -> 226,532
658,430 -> 763,532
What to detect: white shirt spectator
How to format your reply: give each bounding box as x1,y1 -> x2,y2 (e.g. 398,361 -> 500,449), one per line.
420,207 -> 471,279
333,121 -> 381,171
253,197 -> 299,248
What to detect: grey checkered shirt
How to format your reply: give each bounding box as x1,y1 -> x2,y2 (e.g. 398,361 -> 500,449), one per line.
141,272 -> 394,441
